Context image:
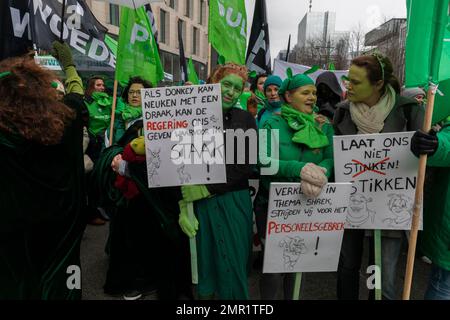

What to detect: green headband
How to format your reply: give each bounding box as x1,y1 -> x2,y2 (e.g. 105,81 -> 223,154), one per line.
371,52 -> 385,80
278,68 -> 315,96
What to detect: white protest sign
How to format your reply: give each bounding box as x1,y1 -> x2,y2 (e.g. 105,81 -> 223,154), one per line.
263,183 -> 352,273
141,84 -> 226,188
333,132 -> 422,230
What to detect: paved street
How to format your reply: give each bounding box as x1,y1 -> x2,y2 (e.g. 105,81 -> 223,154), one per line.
81,223 -> 431,300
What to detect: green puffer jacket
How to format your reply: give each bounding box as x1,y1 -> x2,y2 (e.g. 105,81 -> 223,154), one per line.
255,112 -> 334,209
421,118 -> 450,270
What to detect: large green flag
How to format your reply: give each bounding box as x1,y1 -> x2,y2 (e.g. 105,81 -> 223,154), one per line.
405,0 -> 450,86
406,0 -> 450,123
187,58 -> 200,84
209,0 -> 247,64
115,7 -> 164,86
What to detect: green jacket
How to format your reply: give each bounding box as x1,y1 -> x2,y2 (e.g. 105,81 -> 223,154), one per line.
255,113 -> 334,208
421,119 -> 450,270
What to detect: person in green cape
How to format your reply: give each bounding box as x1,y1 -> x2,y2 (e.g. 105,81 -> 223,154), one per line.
91,82 -> 192,300
0,54 -> 86,299
253,71 -> 334,299
178,63 -> 257,299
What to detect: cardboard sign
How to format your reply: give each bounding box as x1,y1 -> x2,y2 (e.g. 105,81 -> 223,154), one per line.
333,132 -> 422,230
141,84 -> 226,188
263,183 -> 352,273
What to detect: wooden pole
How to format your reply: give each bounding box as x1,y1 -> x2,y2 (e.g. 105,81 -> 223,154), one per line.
187,202 -> 198,284
402,83 -> 437,300
108,80 -> 119,146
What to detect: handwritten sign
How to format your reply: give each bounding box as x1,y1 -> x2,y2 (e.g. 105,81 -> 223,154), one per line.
333,132 -> 422,230
263,183 -> 352,273
141,84 -> 226,188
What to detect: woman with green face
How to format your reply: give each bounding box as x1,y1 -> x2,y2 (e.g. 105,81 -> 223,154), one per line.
333,54 -> 424,300
178,63 -> 257,299
254,72 -> 334,299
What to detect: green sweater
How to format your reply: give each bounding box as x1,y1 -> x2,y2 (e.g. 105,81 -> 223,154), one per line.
256,113 -> 334,207
421,120 -> 450,270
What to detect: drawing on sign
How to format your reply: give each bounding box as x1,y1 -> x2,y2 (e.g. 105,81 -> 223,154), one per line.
177,164 -> 192,184
210,115 -> 219,123
279,236 -> 308,271
347,194 -> 375,227
383,194 -> 412,227
147,148 -> 161,186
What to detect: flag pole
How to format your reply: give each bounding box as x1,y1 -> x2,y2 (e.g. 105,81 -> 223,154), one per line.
108,80 -> 119,145
208,43 -> 212,77
292,272 -> 302,300
187,202 -> 198,284
60,0 -> 66,42
402,82 -> 438,300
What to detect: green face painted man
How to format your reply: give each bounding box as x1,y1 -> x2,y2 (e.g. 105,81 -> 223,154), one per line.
220,74 -> 244,110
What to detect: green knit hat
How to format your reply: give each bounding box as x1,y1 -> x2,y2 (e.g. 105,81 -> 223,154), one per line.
278,69 -> 315,96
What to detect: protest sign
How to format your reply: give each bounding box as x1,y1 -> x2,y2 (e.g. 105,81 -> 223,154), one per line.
141,84 -> 226,188
333,132 -> 422,230
263,183 -> 351,273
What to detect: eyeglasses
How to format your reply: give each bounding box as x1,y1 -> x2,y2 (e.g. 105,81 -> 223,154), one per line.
129,90 -> 141,96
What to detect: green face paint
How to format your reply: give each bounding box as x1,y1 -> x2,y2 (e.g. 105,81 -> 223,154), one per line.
220,74 -> 244,110
347,65 -> 378,104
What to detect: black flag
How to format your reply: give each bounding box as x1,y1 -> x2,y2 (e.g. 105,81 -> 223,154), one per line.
286,34 -> 291,62
178,19 -> 188,83
246,0 -> 271,74
1,0 -> 115,70
0,0 -> 33,60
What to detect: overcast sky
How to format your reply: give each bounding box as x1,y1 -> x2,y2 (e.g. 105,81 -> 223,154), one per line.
245,0 -> 407,62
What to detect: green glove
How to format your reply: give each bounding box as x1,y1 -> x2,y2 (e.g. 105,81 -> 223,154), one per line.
181,185 -> 210,202
178,200 -> 199,238
51,41 -> 74,69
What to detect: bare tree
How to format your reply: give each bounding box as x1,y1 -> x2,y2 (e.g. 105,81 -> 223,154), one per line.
349,22 -> 366,58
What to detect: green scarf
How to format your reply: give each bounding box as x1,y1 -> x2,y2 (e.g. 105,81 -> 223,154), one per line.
121,103 -> 142,122
281,105 -> 329,149
91,92 -> 113,107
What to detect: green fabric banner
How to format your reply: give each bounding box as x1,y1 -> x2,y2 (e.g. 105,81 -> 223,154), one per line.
208,0 -> 247,64
187,57 -> 200,84
405,0 -> 450,86
115,7 -> 164,86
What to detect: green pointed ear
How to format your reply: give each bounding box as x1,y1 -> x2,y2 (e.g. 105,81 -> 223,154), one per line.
341,75 -> 349,82
248,70 -> 257,79
328,63 -> 336,71
0,71 -> 12,80
217,55 -> 226,65
286,67 -> 293,79
304,65 -> 319,75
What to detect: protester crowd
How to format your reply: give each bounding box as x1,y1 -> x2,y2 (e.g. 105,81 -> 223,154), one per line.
0,41 -> 449,301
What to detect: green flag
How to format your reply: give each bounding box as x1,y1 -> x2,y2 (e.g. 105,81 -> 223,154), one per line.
187,58 -> 200,85
405,0 -> 450,86
115,7 -> 164,86
209,0 -> 247,64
